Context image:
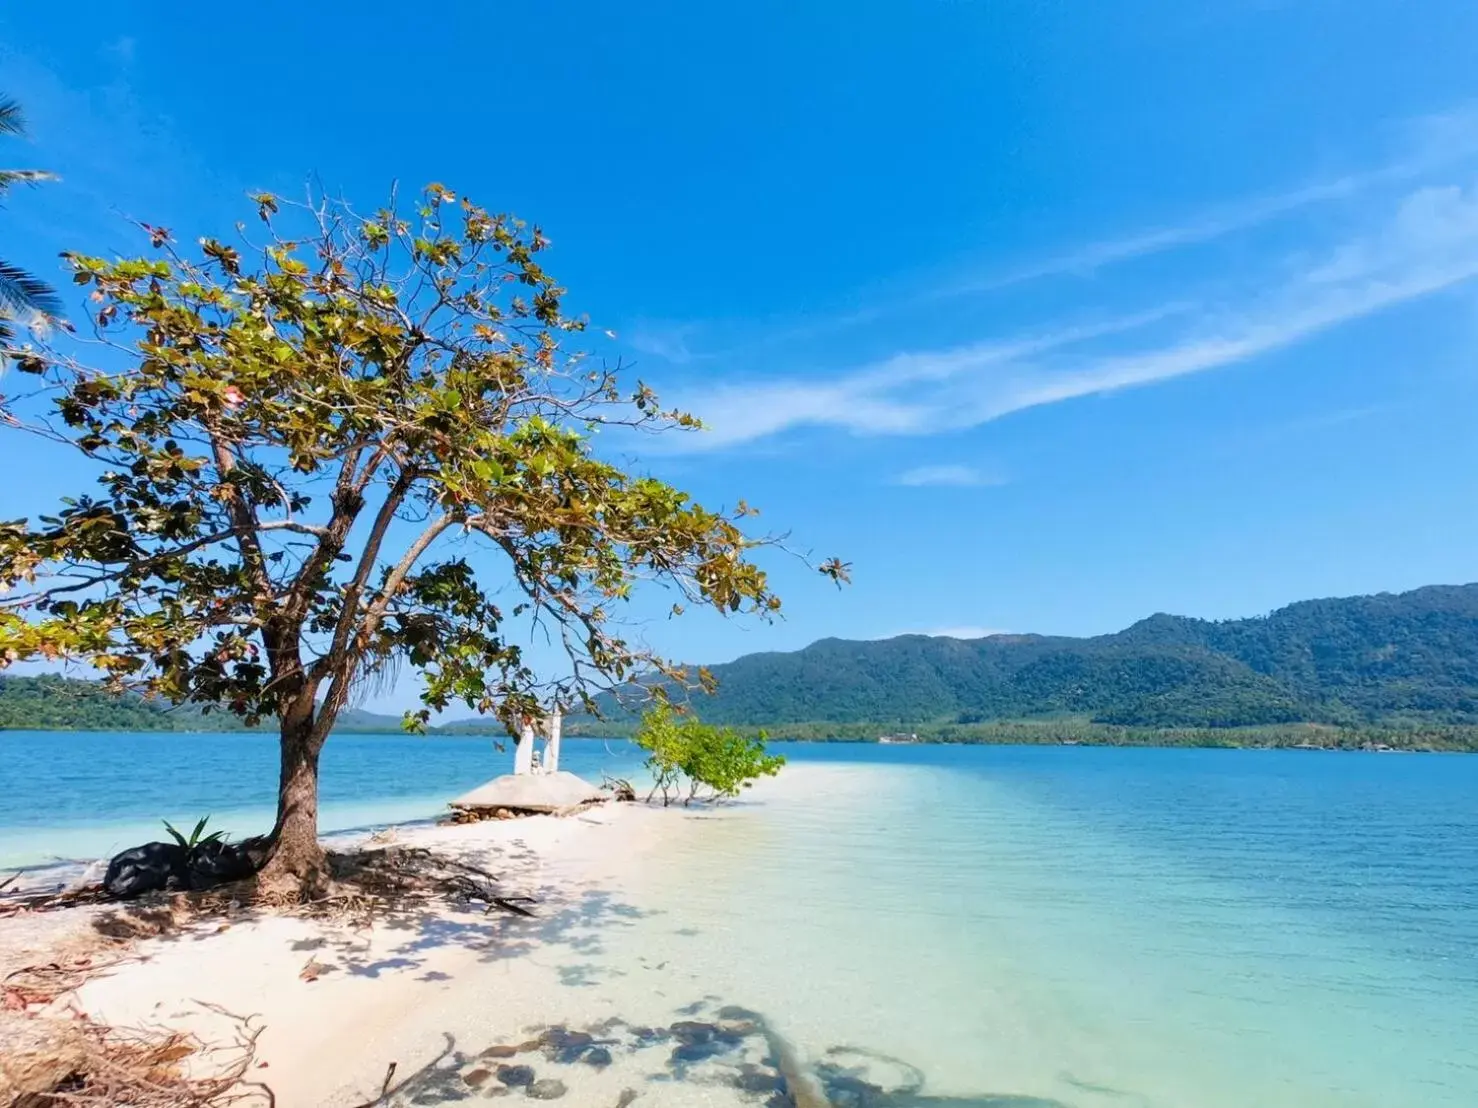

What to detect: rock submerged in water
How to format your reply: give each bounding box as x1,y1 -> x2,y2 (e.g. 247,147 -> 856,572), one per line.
540,1027 -> 595,1063
495,1064 -> 536,1088
733,1070 -> 784,1094
441,1004 -> 1072,1108
667,1020 -> 732,1064
669,1020 -> 717,1044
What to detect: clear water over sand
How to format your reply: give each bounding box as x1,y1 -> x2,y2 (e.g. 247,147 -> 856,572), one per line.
610,748 -> 1478,1107
5,733 -> 1477,1105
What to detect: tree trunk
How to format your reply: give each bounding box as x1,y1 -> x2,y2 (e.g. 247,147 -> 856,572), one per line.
257,717 -> 329,895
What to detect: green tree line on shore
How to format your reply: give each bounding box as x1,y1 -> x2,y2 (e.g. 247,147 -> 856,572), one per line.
569,716 -> 1478,753
7,673 -> 1478,751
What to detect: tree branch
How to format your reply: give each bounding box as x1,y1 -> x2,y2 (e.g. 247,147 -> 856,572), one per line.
310,464 -> 419,683
312,508 -> 457,741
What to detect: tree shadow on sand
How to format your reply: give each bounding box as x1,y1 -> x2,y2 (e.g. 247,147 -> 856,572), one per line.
86,837 -> 649,987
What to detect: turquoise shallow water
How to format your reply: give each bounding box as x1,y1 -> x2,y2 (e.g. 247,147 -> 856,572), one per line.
615,746 -> 1478,1107
3,734 -> 1476,1105
0,729 -> 644,869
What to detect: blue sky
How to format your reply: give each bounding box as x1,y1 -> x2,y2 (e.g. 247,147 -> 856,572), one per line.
5,1 -> 1478,710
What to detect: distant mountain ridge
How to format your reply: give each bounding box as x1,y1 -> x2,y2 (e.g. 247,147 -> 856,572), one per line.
5,584 -> 1478,734
625,583 -> 1478,729
0,675 -> 408,733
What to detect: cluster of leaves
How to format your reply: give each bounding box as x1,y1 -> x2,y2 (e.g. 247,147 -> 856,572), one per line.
632,704 -> 785,805
0,183 -> 845,882
162,814 -> 225,849
0,185 -> 843,748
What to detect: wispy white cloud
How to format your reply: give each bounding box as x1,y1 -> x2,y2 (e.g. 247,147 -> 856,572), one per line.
669,176 -> 1478,451
625,320 -> 700,364
666,306 -> 1187,448
640,105 -> 1478,363
949,107 -> 1478,296
894,464 -> 1005,488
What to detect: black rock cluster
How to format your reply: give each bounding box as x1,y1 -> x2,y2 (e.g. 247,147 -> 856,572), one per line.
102,836 -> 266,898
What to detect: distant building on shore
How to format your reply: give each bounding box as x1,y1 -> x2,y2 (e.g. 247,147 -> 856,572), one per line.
878,733 -> 919,744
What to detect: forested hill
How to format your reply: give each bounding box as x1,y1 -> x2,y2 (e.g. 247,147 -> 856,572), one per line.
636,583 -> 1478,729
0,675 -> 405,732
7,584 -> 1478,736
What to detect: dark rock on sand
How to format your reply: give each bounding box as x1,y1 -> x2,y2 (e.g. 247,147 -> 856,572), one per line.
186,836 -> 265,888
527,1078 -> 568,1099
104,841 -> 188,898
584,1046 -> 613,1068
481,1045 -> 520,1059
104,836 -> 268,898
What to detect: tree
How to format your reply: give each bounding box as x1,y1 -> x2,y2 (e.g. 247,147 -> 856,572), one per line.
633,704 -> 785,805
0,96 -> 62,345
0,185 -> 846,893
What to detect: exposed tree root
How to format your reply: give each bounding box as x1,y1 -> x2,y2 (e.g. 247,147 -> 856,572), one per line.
4,951 -> 129,1011
0,885 -> 112,920
6,844 -> 540,938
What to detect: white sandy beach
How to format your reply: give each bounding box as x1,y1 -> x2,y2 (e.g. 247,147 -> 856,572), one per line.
105,807 -> 673,1104
4,789 -> 827,1107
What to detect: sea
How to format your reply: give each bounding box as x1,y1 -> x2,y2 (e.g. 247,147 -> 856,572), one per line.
2,731 -> 1475,1106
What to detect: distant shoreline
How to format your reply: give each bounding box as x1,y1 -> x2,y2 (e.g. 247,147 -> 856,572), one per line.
4,722 -> 1475,753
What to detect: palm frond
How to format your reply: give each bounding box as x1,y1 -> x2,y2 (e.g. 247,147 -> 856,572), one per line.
0,169 -> 58,191
0,258 -> 62,325
0,98 -> 25,138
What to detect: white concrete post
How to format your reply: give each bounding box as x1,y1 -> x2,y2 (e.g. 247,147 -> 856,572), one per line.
545,709 -> 562,774
513,719 -> 536,775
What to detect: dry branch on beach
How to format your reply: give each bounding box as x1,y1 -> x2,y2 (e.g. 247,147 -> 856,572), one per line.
10,1011 -> 269,1108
